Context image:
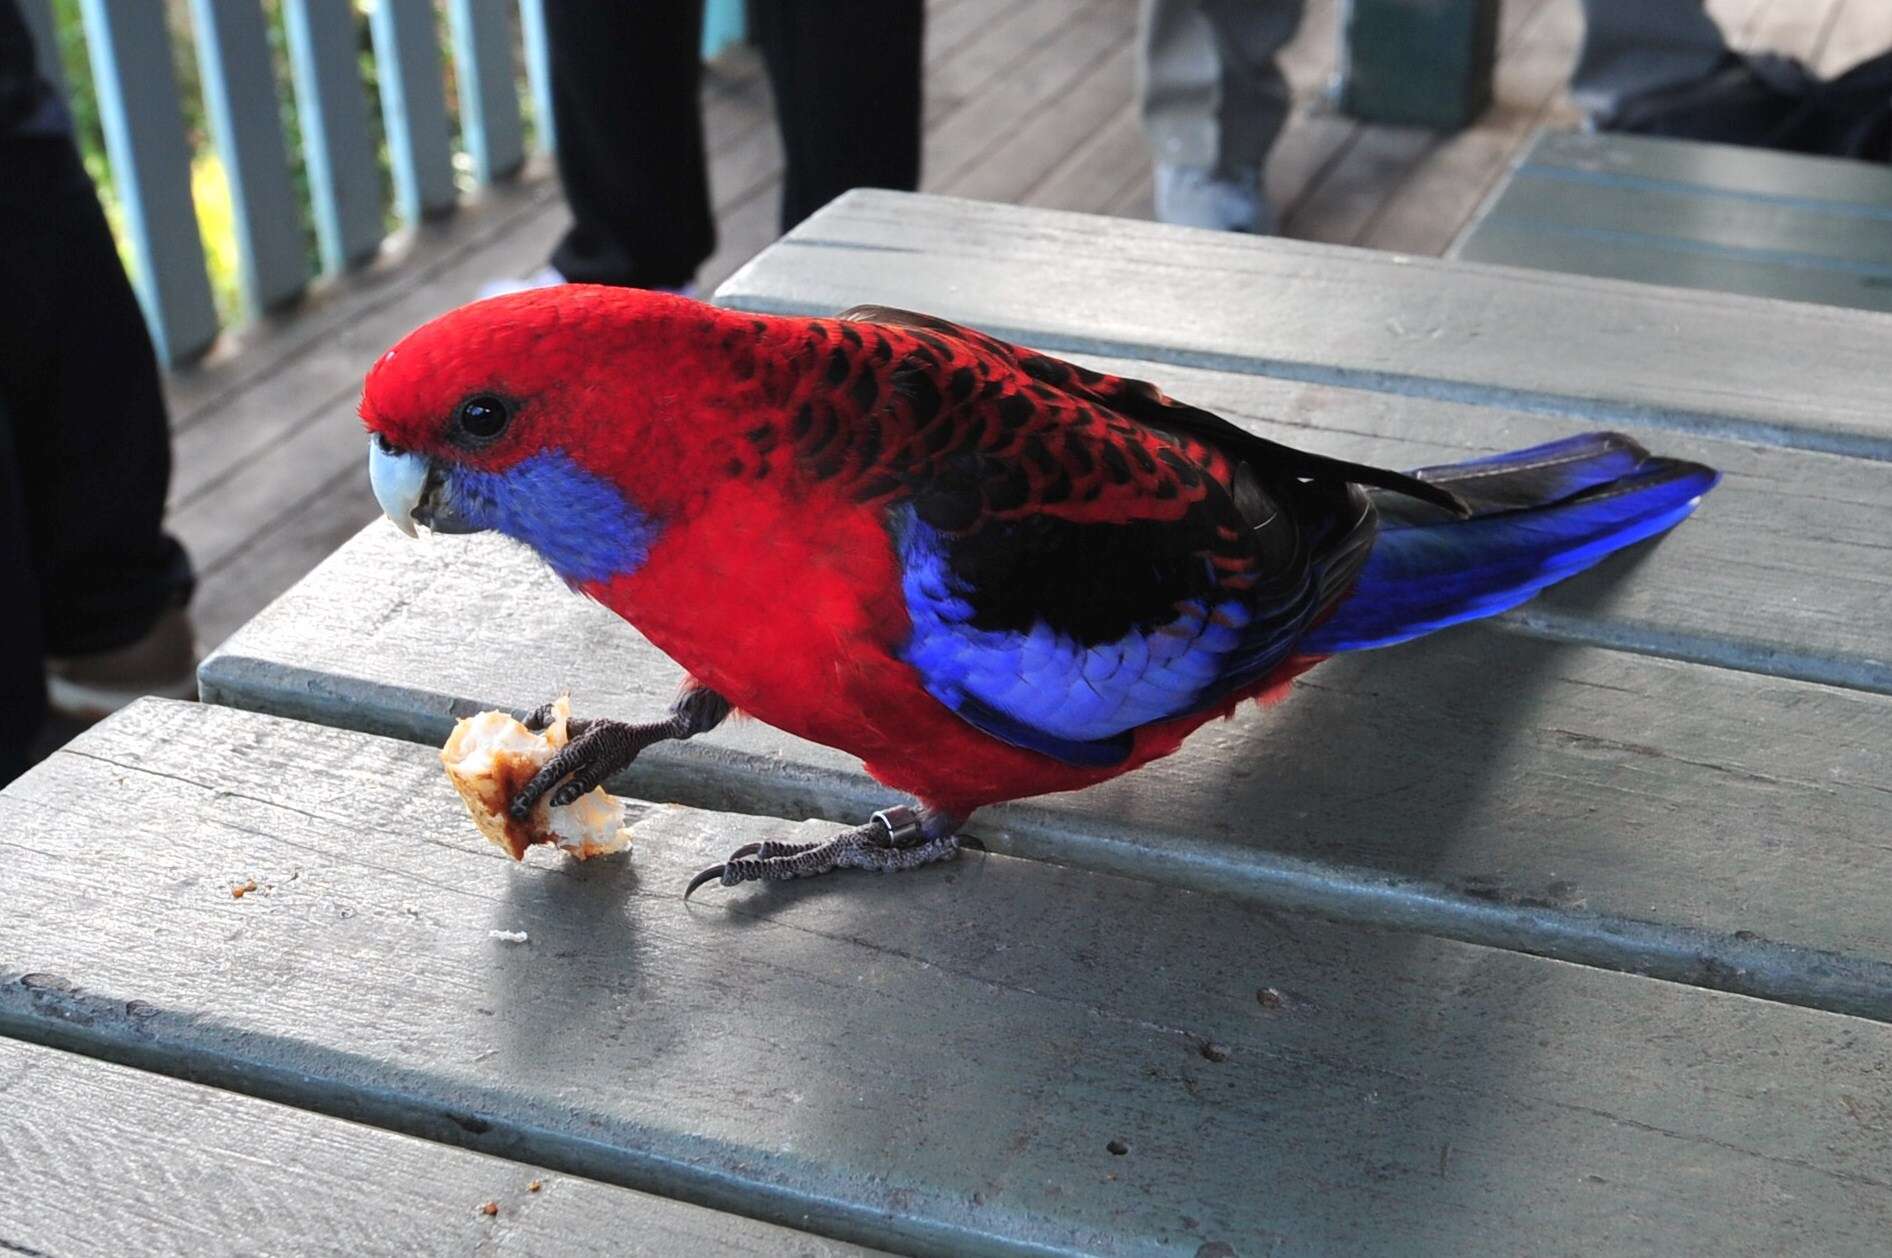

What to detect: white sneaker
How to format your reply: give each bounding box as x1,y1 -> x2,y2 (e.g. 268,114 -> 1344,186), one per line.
1154,163 -> 1277,235
476,265 -> 567,301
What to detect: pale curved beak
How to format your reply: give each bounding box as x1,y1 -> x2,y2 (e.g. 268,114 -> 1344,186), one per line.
368,435 -> 427,537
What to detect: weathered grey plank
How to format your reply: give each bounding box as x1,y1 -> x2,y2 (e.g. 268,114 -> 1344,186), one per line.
1455,218 -> 1892,315
924,0 -> 1136,194
715,190 -> 1892,459
0,1039 -> 883,1257
1021,99 -> 1149,215
945,38 -> 1136,207
1286,121 -> 1438,245
1451,130 -> 1892,314
5,700 -> 1890,1257
190,460 -> 376,651
1510,129 -> 1892,216
1466,163 -> 1892,267
924,0 -> 1094,130
198,496 -> 1892,1018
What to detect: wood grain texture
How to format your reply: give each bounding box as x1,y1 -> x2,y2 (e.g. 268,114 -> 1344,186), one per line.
1466,171 -> 1892,268
1452,130 -> 1892,314
197,502 -> 1892,1018
1513,129 -> 1892,213
715,190 -> 1892,459
1455,221 -> 1892,314
5,700 -> 1891,1257
0,1039 -> 883,1257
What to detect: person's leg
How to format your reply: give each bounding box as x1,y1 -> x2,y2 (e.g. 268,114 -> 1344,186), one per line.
542,0 -> 712,289
750,1 -> 924,233
1139,0 -> 1305,232
0,125 -> 194,711
0,401 -> 46,783
1571,0 -> 1729,119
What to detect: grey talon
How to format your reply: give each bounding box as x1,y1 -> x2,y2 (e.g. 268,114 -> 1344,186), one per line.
681,807 -> 967,897
507,687 -> 731,822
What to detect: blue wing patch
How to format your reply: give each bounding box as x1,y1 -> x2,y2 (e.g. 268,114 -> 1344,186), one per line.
893,510 -> 1256,765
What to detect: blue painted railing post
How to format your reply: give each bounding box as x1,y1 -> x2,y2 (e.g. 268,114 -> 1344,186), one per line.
283,0 -> 385,274
78,0 -> 220,365
518,0 -> 555,154
191,0 -> 311,315
702,0 -> 746,59
370,0 -> 457,224
448,0 -> 525,184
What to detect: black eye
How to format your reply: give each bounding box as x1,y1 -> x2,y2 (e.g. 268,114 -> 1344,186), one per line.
454,394 -> 511,441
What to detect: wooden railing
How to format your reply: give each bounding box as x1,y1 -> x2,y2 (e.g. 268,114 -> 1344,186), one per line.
19,0 -> 746,366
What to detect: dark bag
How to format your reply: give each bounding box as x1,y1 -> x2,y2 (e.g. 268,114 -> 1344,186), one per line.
1610,50 -> 1892,164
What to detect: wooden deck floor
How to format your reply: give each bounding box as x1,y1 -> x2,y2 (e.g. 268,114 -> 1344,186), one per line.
163,0 -> 1892,654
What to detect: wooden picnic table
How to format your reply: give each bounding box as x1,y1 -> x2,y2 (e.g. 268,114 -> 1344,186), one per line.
10,192 -> 1892,1254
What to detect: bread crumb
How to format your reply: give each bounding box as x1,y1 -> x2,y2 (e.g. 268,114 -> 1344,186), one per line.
440,698 -> 634,861
477,1200 -> 499,1217
488,929 -> 529,944
527,1179 -> 543,1193
231,879 -> 257,900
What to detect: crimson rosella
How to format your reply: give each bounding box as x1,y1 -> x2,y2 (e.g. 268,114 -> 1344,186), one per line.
363,288 -> 1717,893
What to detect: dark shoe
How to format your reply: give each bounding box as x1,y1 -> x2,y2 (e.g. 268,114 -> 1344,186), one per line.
45,606 -> 197,718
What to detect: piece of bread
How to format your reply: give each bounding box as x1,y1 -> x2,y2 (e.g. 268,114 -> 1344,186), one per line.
439,697 -> 632,861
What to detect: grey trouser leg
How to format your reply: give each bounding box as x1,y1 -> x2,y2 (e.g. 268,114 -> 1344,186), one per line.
1570,0 -> 1730,117
1138,0 -> 1306,173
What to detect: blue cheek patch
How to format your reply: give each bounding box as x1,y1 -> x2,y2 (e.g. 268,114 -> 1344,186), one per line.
449,451 -> 660,585
894,513 -> 1250,766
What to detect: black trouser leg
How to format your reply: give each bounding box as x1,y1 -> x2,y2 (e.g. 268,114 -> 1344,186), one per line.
750,0 -> 925,233
0,399 -> 45,782
0,131 -> 192,666
543,0 -> 714,289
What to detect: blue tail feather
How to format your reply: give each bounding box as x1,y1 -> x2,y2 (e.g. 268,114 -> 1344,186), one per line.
1301,433 -> 1717,654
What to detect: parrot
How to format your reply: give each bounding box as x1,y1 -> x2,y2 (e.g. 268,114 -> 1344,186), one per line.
362,287 -> 1718,895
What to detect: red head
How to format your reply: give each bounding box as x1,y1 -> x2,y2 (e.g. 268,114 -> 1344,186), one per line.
360,286 -> 771,580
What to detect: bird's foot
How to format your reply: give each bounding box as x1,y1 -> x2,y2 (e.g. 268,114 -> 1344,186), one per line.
509,688 -> 729,821
685,805 -> 965,898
